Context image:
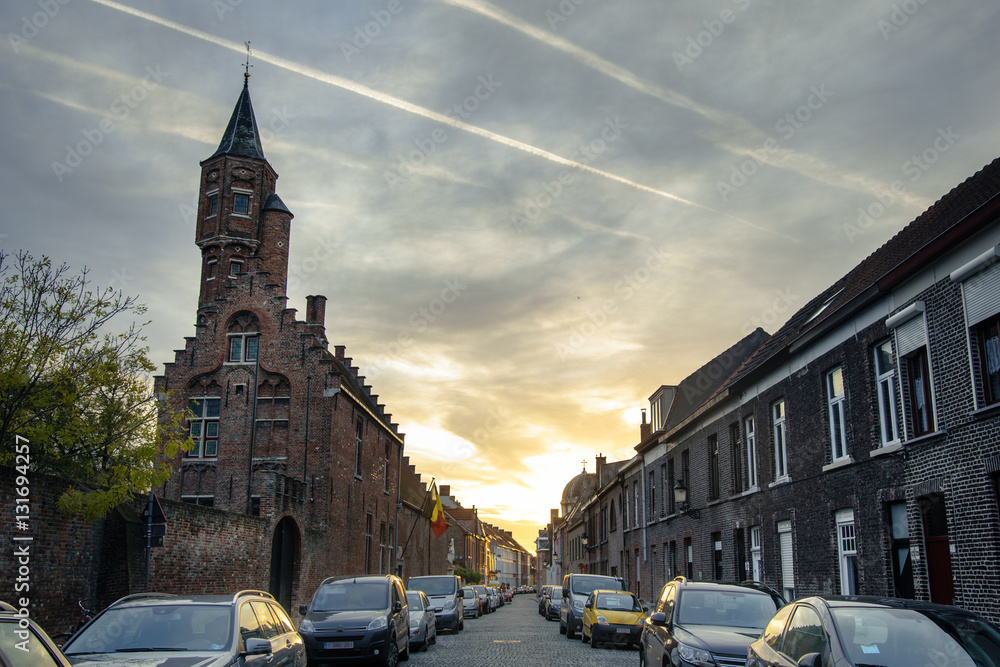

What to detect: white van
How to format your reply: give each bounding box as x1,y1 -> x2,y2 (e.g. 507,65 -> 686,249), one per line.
406,575 -> 465,633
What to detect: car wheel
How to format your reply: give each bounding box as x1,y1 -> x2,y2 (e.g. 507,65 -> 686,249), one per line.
559,621 -> 566,635
590,636 -> 599,649
566,623 -> 576,640
383,636 -> 399,667
581,627 -> 588,643
399,636 -> 409,662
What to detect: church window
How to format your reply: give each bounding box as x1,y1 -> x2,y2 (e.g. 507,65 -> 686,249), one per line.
188,397 -> 220,458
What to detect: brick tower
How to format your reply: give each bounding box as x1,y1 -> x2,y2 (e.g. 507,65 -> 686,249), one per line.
154,75 -> 405,612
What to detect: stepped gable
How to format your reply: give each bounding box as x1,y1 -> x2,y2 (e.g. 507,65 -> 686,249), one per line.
733,155 -> 1000,385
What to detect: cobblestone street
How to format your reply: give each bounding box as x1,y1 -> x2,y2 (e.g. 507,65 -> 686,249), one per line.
407,594 -> 639,667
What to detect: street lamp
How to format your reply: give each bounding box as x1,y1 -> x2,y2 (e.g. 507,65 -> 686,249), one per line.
581,532 -> 589,550
674,479 -> 699,518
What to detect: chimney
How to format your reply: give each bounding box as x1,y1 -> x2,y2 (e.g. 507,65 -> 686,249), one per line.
439,484 -> 450,498
640,408 -> 651,441
595,453 -> 606,480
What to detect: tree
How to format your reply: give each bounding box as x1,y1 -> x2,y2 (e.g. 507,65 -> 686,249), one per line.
455,567 -> 482,584
0,251 -> 189,520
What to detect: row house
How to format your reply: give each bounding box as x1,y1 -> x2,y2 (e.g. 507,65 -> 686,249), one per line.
540,155 -> 1000,622
483,523 -> 532,587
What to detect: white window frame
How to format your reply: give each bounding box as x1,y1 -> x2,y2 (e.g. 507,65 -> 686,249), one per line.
205,189 -> 219,218
836,509 -> 857,595
633,482 -> 640,527
777,520 -> 794,601
874,340 -> 901,447
827,367 -> 848,462
188,396 -> 220,458
227,332 -> 258,363
750,525 -> 763,582
746,416 -> 757,489
773,400 -> 788,481
229,259 -> 244,277
206,258 -> 217,281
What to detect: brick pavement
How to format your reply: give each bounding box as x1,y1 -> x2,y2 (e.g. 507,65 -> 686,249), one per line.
406,594 -> 639,666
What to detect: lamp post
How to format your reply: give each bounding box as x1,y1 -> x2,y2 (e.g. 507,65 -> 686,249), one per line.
674,479 -> 699,518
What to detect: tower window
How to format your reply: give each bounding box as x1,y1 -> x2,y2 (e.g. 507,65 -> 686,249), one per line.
208,194 -> 218,217
206,259 -> 217,281
233,193 -> 250,215
229,260 -> 243,277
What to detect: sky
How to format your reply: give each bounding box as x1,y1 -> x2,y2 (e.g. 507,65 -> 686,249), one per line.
3,0 -> 1000,551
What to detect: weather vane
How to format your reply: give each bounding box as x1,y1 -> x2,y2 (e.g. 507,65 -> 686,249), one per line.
244,41 -> 253,79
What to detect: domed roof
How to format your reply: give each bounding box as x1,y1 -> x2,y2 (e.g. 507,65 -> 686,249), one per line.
561,470 -> 594,504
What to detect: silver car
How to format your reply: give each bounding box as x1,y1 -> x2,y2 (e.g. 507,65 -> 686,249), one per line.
461,587 -> 481,618
406,591 -> 436,652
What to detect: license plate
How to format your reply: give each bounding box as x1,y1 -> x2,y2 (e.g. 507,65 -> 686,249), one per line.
324,641 -> 354,649
616,628 -> 631,634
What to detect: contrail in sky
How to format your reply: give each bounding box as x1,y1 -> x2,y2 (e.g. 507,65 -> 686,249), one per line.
89,0 -> 791,240
438,0 -> 929,211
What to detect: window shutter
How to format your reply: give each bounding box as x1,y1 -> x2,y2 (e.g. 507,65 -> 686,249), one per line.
962,263 -> 1000,326
778,521 -> 794,592
895,315 -> 926,356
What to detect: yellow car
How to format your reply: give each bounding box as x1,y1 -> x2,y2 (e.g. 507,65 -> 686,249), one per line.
580,589 -> 646,649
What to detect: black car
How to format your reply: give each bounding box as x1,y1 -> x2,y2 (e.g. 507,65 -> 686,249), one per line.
61,590 -> 304,667
298,574 -> 410,666
640,577 -> 785,667
747,595 -> 1000,667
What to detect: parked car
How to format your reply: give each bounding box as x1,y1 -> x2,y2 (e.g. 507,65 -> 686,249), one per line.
61,590 -> 305,667
640,577 -> 784,667
560,573 -> 626,638
502,587 -> 512,603
488,587 -> 501,610
545,586 -> 562,621
461,587 -> 482,619
405,591 -> 436,652
580,589 -> 646,649
747,595 -> 1000,667
472,585 -> 491,614
1,600 -> 73,667
538,585 -> 552,615
406,575 -> 464,633
298,574 -> 409,666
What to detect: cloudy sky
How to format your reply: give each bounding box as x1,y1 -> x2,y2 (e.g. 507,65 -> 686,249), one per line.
4,0 -> 1000,549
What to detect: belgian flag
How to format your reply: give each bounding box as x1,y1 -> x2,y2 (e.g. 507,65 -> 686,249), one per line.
430,482 -> 447,538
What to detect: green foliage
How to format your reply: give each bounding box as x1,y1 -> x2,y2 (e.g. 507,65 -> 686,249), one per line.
455,567 -> 482,584
0,251 -> 190,520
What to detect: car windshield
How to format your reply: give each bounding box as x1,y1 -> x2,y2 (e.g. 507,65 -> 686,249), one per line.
677,590 -> 777,629
408,578 -> 456,596
63,605 -> 232,654
313,582 -> 388,612
463,589 -> 476,598
595,593 -> 641,613
405,593 -> 424,610
831,607 -> 1000,667
571,576 -> 619,596
474,586 -> 487,596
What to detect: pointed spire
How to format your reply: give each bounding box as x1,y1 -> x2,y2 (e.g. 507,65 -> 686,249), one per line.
210,77 -> 265,160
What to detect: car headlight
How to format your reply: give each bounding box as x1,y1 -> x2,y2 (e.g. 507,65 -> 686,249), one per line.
596,616 -> 609,625
444,600 -> 455,610
677,641 -> 714,665
573,600 -> 584,612
367,616 -> 388,631
299,619 -> 314,634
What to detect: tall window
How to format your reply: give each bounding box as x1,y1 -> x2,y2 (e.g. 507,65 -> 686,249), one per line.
730,422 -> 743,494
633,482 -> 640,527
660,463 -> 667,516
668,541 -> 677,579
681,449 -> 690,499
648,470 -> 656,522
188,397 -> 220,458
773,400 -> 788,480
379,522 -> 387,574
836,509 -> 857,595
906,349 -> 934,436
889,502 -> 914,598
976,316 -> 1000,405
624,490 -> 629,529
667,459 -> 675,514
777,520 -> 794,600
609,500 -> 616,532
875,340 -> 901,446
207,192 -> 218,217
708,434 -> 720,500
354,418 -> 364,477
750,525 -> 763,582
206,258 -> 217,281
746,416 -> 757,488
712,532 -> 723,580
685,537 -> 693,579
827,367 -> 848,461
383,442 -> 390,492
365,512 -> 373,574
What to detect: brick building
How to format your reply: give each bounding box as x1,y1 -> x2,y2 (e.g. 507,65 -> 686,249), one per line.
153,76 -> 406,613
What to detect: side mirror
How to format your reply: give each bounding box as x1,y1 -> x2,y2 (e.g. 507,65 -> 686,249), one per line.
393,601 -> 403,614
243,638 -> 272,656
648,612 -> 667,627
797,653 -> 822,667
298,604 -> 308,615
562,588 -> 569,598
642,606 -> 649,613
458,590 -> 465,598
